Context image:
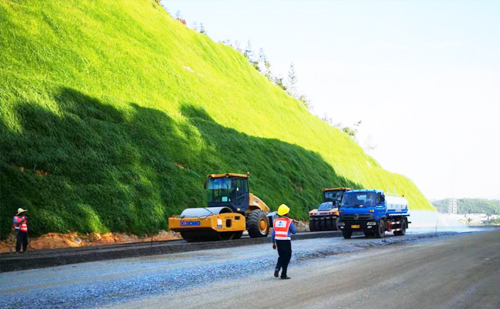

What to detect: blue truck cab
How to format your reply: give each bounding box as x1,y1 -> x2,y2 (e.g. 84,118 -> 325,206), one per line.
338,189 -> 410,239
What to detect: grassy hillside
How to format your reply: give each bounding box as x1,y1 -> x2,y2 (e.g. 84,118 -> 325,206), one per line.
0,0 -> 434,238
433,199 -> 500,215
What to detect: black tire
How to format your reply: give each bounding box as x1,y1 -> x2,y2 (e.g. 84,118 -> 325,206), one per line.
333,217 -> 340,231
394,218 -> 406,236
364,230 -> 374,238
313,219 -> 320,231
247,210 -> 269,238
320,218 -> 327,231
309,219 -> 316,232
375,221 -> 386,238
314,219 -> 321,231
342,228 -> 352,239
325,218 -> 333,230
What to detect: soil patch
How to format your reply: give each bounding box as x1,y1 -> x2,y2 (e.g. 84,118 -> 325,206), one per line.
0,230 -> 181,253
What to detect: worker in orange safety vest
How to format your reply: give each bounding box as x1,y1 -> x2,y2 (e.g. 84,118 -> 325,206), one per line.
271,204 -> 297,279
13,208 -> 29,253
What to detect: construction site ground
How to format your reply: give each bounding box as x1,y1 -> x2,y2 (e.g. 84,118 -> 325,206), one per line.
0,229 -> 335,272
1,228 -> 498,309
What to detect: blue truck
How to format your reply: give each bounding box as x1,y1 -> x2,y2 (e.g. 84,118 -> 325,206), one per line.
338,189 -> 410,239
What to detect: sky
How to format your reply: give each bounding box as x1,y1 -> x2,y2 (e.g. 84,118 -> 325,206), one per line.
164,0 -> 500,200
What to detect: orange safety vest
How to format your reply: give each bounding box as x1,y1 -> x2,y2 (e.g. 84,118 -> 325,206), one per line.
273,217 -> 292,240
13,216 -> 28,232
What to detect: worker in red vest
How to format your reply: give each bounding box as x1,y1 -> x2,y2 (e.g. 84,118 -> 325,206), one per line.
13,208 -> 29,253
272,204 -> 297,279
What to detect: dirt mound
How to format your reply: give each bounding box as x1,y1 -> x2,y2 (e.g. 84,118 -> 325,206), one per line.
0,230 -> 180,253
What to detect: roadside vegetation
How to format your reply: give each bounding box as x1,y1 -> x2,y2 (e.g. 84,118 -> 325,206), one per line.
0,0 -> 434,239
433,199 -> 500,215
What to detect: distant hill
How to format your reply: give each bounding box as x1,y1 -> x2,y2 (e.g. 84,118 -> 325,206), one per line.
0,0 -> 434,239
433,199 -> 500,215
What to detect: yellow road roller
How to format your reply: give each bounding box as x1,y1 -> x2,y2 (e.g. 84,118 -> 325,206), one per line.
169,173 -> 271,242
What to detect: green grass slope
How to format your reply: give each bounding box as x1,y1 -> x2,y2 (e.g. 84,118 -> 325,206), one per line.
0,0 -> 434,238
433,199 -> 500,215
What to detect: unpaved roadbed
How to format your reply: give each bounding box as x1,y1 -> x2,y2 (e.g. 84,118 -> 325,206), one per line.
108,230 -> 500,309
1,231 -> 498,309
0,231 -> 340,272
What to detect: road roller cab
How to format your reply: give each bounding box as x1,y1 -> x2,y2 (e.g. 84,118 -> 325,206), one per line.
206,173 -> 259,213
169,173 -> 271,242
322,187 -> 352,204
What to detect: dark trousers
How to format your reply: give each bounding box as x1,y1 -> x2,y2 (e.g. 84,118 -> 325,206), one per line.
275,240 -> 292,278
16,230 -> 28,252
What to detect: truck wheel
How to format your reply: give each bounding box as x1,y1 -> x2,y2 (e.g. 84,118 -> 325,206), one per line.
333,217 -> 340,231
309,219 -> 316,232
247,210 -> 269,238
394,218 -> 406,236
342,228 -> 352,239
326,218 -> 333,230
375,221 -> 385,238
364,230 -> 374,238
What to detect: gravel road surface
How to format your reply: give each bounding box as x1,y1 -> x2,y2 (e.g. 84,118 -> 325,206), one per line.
1,230 -> 498,309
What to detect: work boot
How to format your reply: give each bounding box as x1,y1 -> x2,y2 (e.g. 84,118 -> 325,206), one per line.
274,269 -> 279,278
281,276 -> 291,280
